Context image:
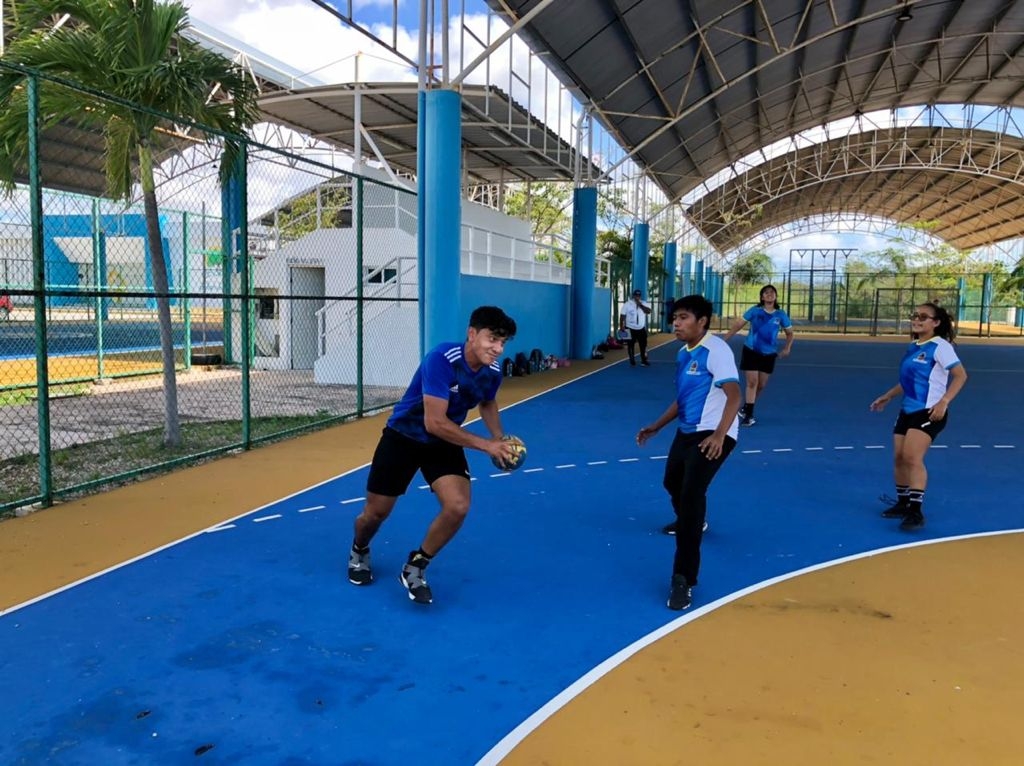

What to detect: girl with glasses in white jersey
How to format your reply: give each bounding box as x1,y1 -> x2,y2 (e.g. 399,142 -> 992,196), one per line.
869,303 -> 968,530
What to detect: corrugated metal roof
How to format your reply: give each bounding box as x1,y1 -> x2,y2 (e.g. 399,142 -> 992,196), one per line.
257,81 -> 592,185
486,0 -> 1024,248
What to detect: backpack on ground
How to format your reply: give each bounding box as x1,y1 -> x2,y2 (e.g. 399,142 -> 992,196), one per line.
513,351 -> 530,376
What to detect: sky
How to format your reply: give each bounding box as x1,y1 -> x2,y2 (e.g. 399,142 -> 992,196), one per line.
183,1 -> 1019,272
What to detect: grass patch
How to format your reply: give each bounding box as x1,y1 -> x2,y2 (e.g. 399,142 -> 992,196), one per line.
0,384 -> 91,407
0,412 -> 346,518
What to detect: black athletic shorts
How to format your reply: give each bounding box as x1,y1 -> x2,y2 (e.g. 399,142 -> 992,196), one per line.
893,408 -> 948,440
366,427 -> 471,497
739,345 -> 778,374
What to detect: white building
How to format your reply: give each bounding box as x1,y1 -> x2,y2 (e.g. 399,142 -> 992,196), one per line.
249,167 -> 571,386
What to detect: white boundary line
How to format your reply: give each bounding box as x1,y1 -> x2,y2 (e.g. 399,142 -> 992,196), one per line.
0,367 -> 615,618
475,528 -> 1024,766
0,461 -> 374,618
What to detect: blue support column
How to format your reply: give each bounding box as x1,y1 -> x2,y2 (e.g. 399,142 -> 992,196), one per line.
694,259 -> 705,296
1017,289 -> 1024,329
681,251 -> 693,295
570,186 -> 598,359
416,89 -> 427,356
663,242 -> 677,330
631,222 -> 649,296
956,277 -> 967,323
421,89 -> 462,351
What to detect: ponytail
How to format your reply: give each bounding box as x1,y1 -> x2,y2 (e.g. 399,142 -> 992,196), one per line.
922,302 -> 956,342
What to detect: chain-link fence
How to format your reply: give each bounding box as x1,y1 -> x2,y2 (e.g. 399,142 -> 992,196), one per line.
717,271 -> 1024,336
0,66 -> 418,514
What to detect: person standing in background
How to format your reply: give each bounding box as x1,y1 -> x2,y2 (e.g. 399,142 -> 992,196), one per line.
723,284 -> 793,426
620,289 -> 653,366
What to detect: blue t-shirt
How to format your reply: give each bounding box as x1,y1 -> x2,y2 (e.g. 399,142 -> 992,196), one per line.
898,337 -> 961,413
743,306 -> 792,355
387,341 -> 503,443
674,333 -> 740,439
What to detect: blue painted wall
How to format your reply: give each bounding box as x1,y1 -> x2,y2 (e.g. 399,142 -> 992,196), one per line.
591,286 -> 612,346
459,276 -> 612,363
460,275 -> 568,360
43,214 -> 172,307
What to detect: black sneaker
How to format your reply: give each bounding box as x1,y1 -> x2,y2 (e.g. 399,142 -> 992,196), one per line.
400,559 -> 433,604
641,360 -> 651,366
899,510 -> 925,531
741,415 -> 757,427
667,574 -> 692,610
347,547 -> 373,585
880,502 -> 909,518
662,521 -> 709,535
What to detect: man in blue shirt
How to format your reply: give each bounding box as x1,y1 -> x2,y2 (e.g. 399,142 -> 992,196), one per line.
347,306 -> 519,604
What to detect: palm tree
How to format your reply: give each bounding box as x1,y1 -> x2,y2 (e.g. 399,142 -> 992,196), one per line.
0,0 -> 260,446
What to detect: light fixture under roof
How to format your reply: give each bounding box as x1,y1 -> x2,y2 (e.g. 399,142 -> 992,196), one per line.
897,5 -> 913,21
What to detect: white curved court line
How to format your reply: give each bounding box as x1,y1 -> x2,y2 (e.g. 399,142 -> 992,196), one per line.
475,529 -> 1024,766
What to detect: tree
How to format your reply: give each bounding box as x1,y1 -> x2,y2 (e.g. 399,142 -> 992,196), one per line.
723,250 -> 772,316
0,0 -> 260,447
729,250 -> 773,286
502,182 -> 573,240
276,183 -> 352,239
597,228 -> 632,297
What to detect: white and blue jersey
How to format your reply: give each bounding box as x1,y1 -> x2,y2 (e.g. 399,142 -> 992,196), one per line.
674,334 -> 740,439
388,342 -> 503,443
898,337 -> 961,413
743,306 -> 792,355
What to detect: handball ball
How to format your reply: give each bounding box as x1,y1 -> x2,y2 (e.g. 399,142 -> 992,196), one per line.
492,434 -> 527,471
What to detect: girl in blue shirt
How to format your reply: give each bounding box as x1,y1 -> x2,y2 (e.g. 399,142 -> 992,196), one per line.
870,303 -> 967,531
723,284 -> 794,426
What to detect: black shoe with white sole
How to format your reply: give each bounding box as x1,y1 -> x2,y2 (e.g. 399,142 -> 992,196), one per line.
667,574 -> 692,610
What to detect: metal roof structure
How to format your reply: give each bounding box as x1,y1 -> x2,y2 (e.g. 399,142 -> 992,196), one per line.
485,0 -> 1024,250
257,82 -> 594,185
11,16 -> 592,198
687,125 -> 1024,252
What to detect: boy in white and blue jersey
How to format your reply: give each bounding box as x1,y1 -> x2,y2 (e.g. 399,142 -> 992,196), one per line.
871,303 -> 967,531
723,284 -> 794,426
348,306 -> 519,604
637,295 -> 742,611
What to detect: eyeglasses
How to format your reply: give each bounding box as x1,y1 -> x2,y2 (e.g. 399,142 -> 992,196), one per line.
908,313 -> 936,321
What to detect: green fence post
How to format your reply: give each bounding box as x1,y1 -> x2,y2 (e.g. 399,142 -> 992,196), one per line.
220,178 -> 234,365
183,210 -> 192,372
356,176 -> 364,417
238,146 -> 251,449
28,76 -> 52,506
842,272 -> 850,334
91,197 -> 105,379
